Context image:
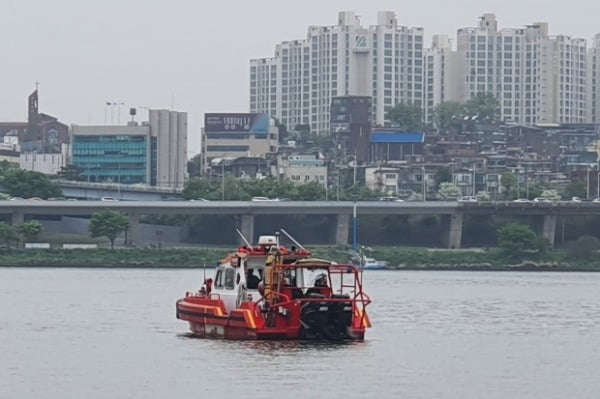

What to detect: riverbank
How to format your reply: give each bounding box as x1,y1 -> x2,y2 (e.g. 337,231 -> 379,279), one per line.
1,247 -> 600,271
0,248 -> 229,268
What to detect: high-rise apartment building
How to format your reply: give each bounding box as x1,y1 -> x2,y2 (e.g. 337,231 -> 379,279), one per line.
250,11 -> 424,136
587,34 -> 600,123
455,14 -> 587,124
423,35 -> 458,124
252,12 -> 599,131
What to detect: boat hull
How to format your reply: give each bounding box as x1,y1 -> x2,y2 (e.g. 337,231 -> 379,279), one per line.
177,298 -> 368,341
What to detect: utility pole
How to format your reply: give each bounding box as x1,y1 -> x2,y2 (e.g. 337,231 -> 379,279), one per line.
221,161 -> 225,201
472,162 -> 476,196
352,201 -> 358,251
587,165 -> 591,200
353,154 -> 357,186
422,166 -> 426,201
336,168 -> 340,201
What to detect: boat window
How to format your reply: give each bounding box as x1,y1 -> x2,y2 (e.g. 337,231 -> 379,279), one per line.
224,267 -> 236,289
214,269 -> 224,288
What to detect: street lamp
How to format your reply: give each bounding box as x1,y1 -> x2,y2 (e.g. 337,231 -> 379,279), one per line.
421,166 -> 426,202
221,161 -> 225,201
472,162 -> 476,196
587,165 -> 590,200
596,170 -> 600,200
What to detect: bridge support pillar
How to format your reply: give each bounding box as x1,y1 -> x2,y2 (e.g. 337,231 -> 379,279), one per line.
11,211 -> 24,226
446,213 -> 463,249
542,215 -> 557,249
336,213 -> 350,246
238,214 -> 254,245
127,214 -> 141,247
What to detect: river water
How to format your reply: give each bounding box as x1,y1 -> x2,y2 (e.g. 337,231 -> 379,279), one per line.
1,268 -> 599,399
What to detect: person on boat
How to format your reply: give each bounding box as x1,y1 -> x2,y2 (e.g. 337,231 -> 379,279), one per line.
200,278 -> 212,295
306,274 -> 329,297
246,268 -> 260,289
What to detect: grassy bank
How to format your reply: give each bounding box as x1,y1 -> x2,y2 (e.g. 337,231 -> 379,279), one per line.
0,248 -> 229,268
1,247 -> 599,271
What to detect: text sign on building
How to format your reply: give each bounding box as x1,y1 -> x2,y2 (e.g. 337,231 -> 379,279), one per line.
204,113 -> 269,133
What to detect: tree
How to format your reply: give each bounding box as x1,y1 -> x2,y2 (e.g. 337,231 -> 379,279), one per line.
432,101 -> 465,130
541,189 -> 561,201
408,192 -> 424,201
182,178 -> 219,200
0,222 -> 19,248
293,181 -> 326,201
386,103 -> 423,131
501,172 -> 517,194
1,169 -> 62,199
435,167 -> 452,186
437,182 -> 460,200
187,154 -> 203,179
497,223 -> 540,257
464,92 -> 500,122
476,191 -> 491,201
569,235 -> 600,260
17,220 -> 43,243
564,180 -> 586,199
89,211 -> 130,250
57,165 -> 85,181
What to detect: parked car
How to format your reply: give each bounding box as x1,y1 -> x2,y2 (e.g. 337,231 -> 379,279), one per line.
457,196 -> 477,203
251,197 -> 280,202
100,196 -> 118,201
188,198 -> 209,202
532,197 -> 552,203
512,198 -> 532,203
593,198 -> 600,203
570,196 -> 583,202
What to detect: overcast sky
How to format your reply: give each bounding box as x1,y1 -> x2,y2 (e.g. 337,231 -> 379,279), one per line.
1,0 -> 599,156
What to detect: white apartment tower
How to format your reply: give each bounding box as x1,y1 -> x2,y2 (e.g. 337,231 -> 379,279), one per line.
538,35 -> 587,123
456,14 -> 587,124
586,34 -> 600,123
370,11 -> 424,125
250,11 -> 424,135
423,35 -> 458,124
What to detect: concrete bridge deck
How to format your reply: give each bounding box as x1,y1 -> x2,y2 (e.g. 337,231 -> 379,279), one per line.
2,200 -> 598,248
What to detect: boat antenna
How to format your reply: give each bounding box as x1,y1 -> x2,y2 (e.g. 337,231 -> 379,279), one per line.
203,262 -> 206,283
236,228 -> 252,247
280,228 -> 305,250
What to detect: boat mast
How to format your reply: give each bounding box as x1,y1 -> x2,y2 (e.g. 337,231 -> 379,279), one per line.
236,228 -> 253,247
280,228 -> 305,250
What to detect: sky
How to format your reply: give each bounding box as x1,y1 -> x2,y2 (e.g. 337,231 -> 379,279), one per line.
1,0 -> 599,156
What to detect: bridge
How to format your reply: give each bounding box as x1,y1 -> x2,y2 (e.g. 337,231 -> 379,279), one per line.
3,200 -> 600,248
56,181 -> 183,201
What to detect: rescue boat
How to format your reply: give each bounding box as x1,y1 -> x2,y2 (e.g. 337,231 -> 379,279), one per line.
176,230 -> 372,341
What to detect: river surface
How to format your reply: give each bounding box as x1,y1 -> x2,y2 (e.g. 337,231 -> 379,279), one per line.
1,268 -> 599,399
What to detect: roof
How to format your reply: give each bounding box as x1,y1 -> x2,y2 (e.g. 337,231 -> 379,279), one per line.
370,131 -> 424,143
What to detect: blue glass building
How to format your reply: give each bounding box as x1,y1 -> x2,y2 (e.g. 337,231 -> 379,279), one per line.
71,126 -> 151,185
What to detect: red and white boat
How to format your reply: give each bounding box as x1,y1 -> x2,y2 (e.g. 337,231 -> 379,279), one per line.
176,230 -> 372,340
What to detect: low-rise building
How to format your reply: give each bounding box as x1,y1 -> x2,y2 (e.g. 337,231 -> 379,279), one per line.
202,113 -> 278,173
69,109 -> 187,189
369,130 -> 425,162
277,153 -> 327,186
